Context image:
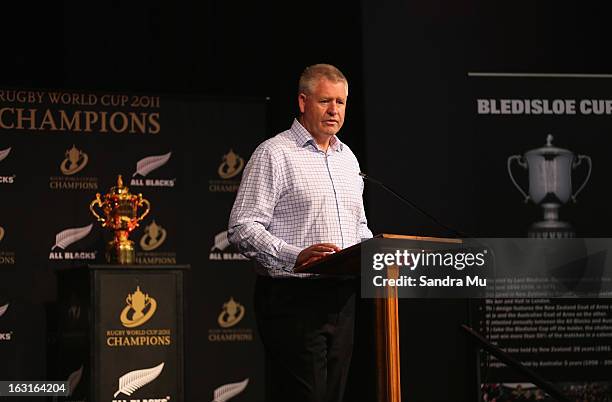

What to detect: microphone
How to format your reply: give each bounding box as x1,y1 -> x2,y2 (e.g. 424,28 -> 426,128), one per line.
359,171 -> 468,238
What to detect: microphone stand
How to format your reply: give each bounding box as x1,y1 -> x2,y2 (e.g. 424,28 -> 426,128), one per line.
359,172 -> 467,238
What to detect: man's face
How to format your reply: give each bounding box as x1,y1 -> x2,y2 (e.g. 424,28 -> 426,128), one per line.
298,78 -> 348,142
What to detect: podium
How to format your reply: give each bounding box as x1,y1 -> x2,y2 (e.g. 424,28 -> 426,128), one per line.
47,264 -> 189,402
295,234 -> 460,402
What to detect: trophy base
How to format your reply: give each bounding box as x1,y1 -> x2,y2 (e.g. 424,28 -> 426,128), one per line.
106,240 -> 136,264
528,220 -> 575,239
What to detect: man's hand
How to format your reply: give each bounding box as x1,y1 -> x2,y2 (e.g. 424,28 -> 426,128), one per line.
295,243 -> 341,268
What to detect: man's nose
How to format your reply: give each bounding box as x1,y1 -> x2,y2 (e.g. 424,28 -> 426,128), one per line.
327,102 -> 339,115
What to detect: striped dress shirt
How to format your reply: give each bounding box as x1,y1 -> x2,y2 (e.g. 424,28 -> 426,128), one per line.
228,119 -> 373,277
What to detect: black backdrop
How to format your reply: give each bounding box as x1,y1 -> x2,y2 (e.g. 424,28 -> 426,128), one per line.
362,1 -> 612,401
3,1 -> 612,401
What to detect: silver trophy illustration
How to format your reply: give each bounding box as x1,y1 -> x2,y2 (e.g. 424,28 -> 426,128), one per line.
507,134 -> 592,238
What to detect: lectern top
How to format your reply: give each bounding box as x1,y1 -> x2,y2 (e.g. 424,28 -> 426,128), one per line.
377,233 -> 461,243
294,233 -> 460,275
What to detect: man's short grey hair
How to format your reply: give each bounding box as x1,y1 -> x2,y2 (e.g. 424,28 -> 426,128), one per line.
298,64 -> 348,95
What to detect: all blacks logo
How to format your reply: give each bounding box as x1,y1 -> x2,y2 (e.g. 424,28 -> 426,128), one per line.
0,147 -> 16,184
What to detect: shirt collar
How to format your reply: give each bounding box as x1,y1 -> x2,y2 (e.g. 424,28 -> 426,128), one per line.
290,119 -> 344,152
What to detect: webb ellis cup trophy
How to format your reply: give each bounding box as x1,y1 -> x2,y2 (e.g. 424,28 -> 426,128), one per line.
90,175 -> 151,264
507,134 -> 592,238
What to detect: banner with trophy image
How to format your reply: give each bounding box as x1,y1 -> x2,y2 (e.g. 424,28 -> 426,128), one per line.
468,74 -> 612,393
0,88 -> 269,401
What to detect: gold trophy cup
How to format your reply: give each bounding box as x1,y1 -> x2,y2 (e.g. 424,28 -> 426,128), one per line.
89,175 -> 151,264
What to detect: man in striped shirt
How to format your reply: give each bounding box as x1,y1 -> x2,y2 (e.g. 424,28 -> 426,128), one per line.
229,63 -> 372,402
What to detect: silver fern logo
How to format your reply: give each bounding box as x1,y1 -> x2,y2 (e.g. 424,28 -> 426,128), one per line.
130,152 -> 176,188
212,378 -> 249,402
0,147 -> 11,162
211,231 -> 230,251
0,147 -> 16,185
68,303 -> 81,321
0,303 -> 11,341
132,152 -> 172,177
209,230 -> 247,261
52,223 -> 93,250
113,362 -> 164,397
66,365 -> 83,396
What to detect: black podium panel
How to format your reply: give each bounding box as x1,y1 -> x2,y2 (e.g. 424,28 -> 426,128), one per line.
48,264 -> 188,402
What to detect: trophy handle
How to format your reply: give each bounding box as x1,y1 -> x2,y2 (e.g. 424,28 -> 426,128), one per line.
571,155 -> 592,202
507,155 -> 530,203
89,194 -> 106,224
137,197 -> 151,222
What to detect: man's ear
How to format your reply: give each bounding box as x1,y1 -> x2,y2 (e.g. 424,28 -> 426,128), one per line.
298,93 -> 307,114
